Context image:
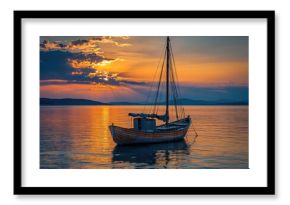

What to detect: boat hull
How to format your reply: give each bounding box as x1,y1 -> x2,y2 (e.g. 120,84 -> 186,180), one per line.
109,118 -> 191,145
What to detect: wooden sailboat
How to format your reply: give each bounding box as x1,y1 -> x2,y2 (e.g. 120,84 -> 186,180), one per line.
109,37 -> 192,145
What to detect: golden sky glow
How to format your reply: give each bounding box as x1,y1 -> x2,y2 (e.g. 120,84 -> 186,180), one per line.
40,36 -> 248,102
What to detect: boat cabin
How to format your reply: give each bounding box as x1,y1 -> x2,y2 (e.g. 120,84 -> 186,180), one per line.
133,117 -> 156,132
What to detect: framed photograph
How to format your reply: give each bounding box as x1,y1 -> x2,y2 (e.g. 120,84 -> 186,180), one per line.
14,10 -> 275,195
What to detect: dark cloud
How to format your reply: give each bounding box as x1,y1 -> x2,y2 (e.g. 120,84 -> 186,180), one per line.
70,39 -> 89,45
40,40 -> 47,48
120,80 -> 146,85
68,52 -> 107,62
40,50 -> 74,80
40,80 -> 93,86
40,50 -> 106,81
40,50 -> 144,86
40,40 -> 65,50
40,36 -> 130,54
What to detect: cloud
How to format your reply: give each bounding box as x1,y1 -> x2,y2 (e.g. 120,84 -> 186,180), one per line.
40,36 -> 131,54
40,40 -> 65,51
40,79 -> 93,86
67,57 -> 123,70
91,36 -> 131,47
40,36 -> 140,87
41,39 -> 102,55
40,50 -> 144,86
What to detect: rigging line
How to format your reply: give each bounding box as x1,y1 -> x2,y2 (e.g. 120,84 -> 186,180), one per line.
170,44 -> 182,99
171,81 -> 179,116
154,52 -> 166,114
155,74 -> 165,115
170,45 -> 185,118
169,53 -> 183,119
155,87 -> 162,114
156,68 -> 166,115
149,52 -> 164,113
173,74 -> 181,118
169,46 -> 180,94
169,71 -> 176,121
152,50 -> 166,114
168,42 -> 177,118
157,64 -> 168,115
143,42 -> 167,114
173,76 -> 180,119
172,80 -> 179,120
169,64 -> 179,120
170,98 -> 174,121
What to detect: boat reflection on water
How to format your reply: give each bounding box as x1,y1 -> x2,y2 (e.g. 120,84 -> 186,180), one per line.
112,140 -> 190,169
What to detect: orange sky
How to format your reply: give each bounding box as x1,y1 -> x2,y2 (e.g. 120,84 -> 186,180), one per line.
40,36 -> 248,102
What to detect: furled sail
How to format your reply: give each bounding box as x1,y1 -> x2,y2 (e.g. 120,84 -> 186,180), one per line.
128,113 -> 168,122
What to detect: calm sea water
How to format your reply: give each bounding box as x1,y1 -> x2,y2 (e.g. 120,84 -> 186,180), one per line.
40,106 -> 248,169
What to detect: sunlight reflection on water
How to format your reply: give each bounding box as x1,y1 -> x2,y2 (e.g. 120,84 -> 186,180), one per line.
40,106 -> 248,169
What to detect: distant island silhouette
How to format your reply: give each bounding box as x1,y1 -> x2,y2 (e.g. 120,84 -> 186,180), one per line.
40,98 -> 248,106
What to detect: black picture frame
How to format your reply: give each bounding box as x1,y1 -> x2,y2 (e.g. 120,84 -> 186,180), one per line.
14,10 -> 275,195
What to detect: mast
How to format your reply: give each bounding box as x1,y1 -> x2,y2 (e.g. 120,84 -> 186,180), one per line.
165,36 -> 170,125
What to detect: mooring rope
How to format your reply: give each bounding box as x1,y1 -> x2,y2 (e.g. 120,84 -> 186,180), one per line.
185,125 -> 198,146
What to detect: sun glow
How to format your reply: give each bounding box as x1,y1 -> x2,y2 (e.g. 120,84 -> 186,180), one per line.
40,36 -> 248,102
